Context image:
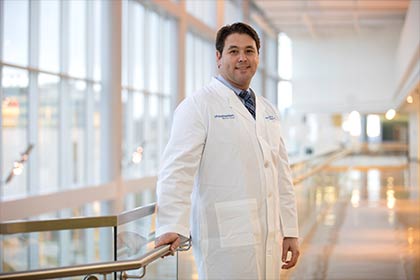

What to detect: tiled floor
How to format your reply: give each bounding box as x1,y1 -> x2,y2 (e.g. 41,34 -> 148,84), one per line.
174,155 -> 419,280
282,155 -> 420,280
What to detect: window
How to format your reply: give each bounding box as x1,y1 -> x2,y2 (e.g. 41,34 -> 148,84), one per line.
1,67 -> 29,197
186,0 -> 216,28
38,74 -> 59,192
224,0 -> 243,24
1,0 -> 102,198
39,0 -> 59,72
3,0 -> 29,66
367,114 -> 381,141
186,32 -> 216,96
122,1 -> 177,179
1,0 -> 104,272
278,33 -> 293,112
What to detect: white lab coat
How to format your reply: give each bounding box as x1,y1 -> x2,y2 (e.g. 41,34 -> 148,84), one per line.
156,78 -> 298,280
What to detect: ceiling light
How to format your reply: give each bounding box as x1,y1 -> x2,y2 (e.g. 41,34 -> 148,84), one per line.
385,109 -> 396,120
406,95 -> 413,103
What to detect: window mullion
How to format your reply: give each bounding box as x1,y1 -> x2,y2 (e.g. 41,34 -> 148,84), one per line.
127,1 -> 134,89
125,1 -> 135,177
28,0 -> 40,197
0,0 -> 4,198
143,9 -> 150,174
60,0 -> 71,191
85,1 -> 94,185
28,0 -> 40,271
157,16 -> 164,160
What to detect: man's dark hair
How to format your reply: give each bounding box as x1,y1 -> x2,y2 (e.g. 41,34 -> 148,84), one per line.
216,22 -> 260,55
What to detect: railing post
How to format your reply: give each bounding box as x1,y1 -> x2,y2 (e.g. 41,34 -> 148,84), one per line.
114,225 -> 118,280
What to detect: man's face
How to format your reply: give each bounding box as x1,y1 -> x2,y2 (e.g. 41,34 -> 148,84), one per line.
216,33 -> 259,90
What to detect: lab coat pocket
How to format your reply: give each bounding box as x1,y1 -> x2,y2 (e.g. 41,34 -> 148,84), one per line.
214,199 -> 261,248
266,121 -> 282,150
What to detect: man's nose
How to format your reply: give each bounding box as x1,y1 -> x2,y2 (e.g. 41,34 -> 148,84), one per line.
238,52 -> 248,62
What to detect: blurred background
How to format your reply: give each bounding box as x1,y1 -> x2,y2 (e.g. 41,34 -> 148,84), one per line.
0,0 -> 419,279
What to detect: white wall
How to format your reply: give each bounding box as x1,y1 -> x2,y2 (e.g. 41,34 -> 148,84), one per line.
292,26 -> 403,114
281,110 -> 344,161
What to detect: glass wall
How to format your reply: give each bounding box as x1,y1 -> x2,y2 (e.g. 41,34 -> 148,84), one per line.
225,0 -> 243,24
1,0 -> 280,202
185,32 -> 216,96
1,0 -> 283,275
0,0 -> 284,221
1,0 -> 102,199
122,0 -> 177,179
186,0 -> 217,28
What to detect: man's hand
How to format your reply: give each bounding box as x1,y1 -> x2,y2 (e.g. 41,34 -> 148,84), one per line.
281,237 -> 300,269
155,232 -> 181,257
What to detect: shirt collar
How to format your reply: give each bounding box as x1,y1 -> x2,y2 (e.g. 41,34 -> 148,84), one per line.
215,75 -> 250,97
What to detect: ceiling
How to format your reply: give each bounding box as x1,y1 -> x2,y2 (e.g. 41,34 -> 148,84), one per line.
252,0 -> 418,115
253,0 -> 410,38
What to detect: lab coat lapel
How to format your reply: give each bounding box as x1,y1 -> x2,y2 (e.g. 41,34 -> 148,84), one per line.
255,95 -> 268,133
227,92 -> 255,121
211,78 -> 255,121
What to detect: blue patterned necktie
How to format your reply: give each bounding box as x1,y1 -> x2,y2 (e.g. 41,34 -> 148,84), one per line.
239,90 -> 256,119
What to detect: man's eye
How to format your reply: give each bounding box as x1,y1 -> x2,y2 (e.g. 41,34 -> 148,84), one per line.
246,49 -> 255,54
230,50 -> 238,54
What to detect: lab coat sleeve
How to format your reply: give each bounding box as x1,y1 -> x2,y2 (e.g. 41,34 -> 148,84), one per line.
277,136 -> 299,238
156,96 -> 207,239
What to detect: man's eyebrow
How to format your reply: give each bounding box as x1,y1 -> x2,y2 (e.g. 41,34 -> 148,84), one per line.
227,45 -> 239,50
226,45 -> 255,50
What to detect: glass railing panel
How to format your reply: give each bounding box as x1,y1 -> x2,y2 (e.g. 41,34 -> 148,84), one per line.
116,212 -> 177,279
1,227 -> 114,276
177,249 -> 198,279
138,250 -> 177,280
123,190 -> 156,212
2,232 -> 30,272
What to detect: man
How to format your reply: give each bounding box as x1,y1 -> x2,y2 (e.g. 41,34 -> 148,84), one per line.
155,22 -> 299,279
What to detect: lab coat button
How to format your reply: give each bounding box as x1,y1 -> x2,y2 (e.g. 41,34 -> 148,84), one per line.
264,161 -> 269,168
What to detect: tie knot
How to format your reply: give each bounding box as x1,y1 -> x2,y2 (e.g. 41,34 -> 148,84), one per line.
239,90 -> 250,100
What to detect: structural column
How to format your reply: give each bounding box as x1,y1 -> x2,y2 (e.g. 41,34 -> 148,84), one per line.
409,111 -> 420,161
101,0 -> 122,196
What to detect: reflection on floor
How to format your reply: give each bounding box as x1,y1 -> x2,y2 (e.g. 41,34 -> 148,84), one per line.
175,155 -> 419,280
282,155 -> 419,280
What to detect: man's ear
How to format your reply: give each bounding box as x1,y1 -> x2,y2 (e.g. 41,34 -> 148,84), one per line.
216,51 -> 222,68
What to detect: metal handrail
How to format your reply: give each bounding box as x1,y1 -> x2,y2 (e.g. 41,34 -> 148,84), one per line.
0,244 -> 172,280
0,202 -> 156,235
289,149 -> 338,168
292,149 -> 350,185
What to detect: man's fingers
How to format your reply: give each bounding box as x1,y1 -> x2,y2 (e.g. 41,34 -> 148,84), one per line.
290,249 -> 299,266
281,255 -> 296,269
170,237 -> 181,252
281,237 -> 300,270
281,245 -> 289,262
282,248 -> 300,269
155,232 -> 181,257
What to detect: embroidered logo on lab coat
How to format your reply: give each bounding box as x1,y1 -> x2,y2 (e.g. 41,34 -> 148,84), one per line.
214,114 -> 235,119
265,115 -> 277,121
